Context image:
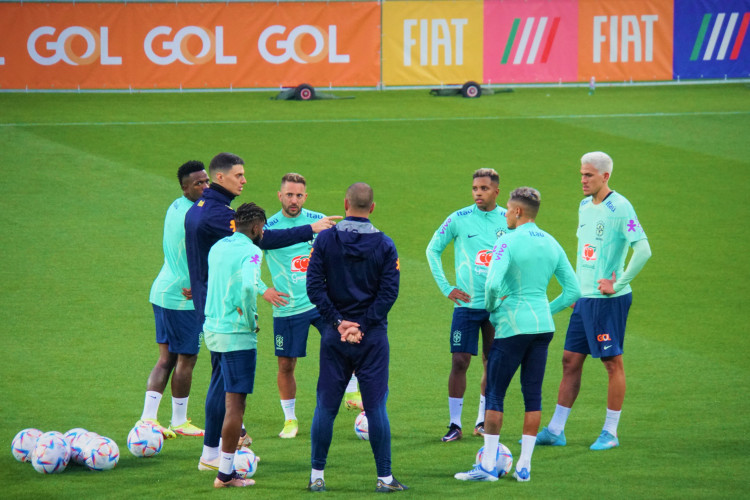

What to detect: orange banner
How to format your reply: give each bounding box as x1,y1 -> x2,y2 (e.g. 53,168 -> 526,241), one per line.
578,0 -> 673,82
0,2 -> 380,90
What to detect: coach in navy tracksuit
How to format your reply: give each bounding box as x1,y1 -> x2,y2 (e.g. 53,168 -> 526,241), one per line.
184,152 -> 338,470
306,182 -> 407,493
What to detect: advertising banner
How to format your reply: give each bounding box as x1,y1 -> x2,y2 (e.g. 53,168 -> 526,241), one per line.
483,0 -> 578,84
673,0 -> 750,79
382,0 -> 484,86
0,2 -> 380,90
577,0 -> 673,82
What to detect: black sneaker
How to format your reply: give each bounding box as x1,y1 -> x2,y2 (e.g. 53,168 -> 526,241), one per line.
441,423 -> 462,442
308,478 -> 326,492
375,477 -> 409,493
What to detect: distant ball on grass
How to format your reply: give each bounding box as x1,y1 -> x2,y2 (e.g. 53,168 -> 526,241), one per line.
84,436 -> 119,471
127,424 -> 163,458
354,411 -> 369,441
11,428 -> 42,463
31,433 -> 70,474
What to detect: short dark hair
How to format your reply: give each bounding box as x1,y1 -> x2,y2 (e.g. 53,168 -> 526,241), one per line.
235,202 -> 266,231
509,187 -> 541,217
209,152 -> 244,174
473,168 -> 499,184
177,160 -> 205,186
346,182 -> 373,210
281,173 -> 306,187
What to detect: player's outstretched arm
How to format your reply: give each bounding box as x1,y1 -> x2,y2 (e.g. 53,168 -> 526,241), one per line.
311,216 -> 342,234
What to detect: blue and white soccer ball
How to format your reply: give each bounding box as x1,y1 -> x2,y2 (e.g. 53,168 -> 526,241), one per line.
127,424 -> 163,458
31,433 -> 70,474
11,428 -> 42,463
475,443 -> 513,478
233,447 -> 259,478
83,436 -> 119,471
64,428 -> 88,448
70,431 -> 99,465
354,411 -> 369,441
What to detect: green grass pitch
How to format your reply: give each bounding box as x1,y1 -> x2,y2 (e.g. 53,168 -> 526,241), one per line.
1,83 -> 748,498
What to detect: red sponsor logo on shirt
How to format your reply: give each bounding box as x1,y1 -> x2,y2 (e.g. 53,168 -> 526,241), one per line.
475,249 -> 493,267
582,243 -> 597,261
291,255 -> 309,272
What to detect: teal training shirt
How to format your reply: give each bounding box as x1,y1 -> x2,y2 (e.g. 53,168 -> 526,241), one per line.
260,208 -> 323,317
149,196 -> 195,311
575,191 -> 647,298
485,222 -> 580,339
426,204 -> 509,309
203,232 -> 262,352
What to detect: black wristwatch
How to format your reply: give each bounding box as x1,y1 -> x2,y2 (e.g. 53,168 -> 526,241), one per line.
333,319 -> 343,329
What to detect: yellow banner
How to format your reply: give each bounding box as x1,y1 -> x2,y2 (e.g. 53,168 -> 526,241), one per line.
382,0 -> 483,86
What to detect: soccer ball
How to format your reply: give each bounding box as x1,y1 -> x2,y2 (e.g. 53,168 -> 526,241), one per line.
233,447 -> 259,478
127,424 -> 163,458
64,428 -> 88,448
70,431 -> 99,465
354,411 -> 369,441
475,443 -> 513,477
31,433 -> 70,474
11,428 -> 42,463
84,436 -> 119,471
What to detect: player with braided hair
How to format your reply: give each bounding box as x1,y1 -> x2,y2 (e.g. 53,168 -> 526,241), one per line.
203,202 -> 267,488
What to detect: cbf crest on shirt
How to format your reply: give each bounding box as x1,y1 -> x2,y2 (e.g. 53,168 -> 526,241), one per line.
575,191 -> 647,298
426,204 -> 509,309
261,208 -> 325,317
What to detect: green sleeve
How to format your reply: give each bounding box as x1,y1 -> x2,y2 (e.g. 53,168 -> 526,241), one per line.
549,244 -> 581,314
426,217 -> 457,297
613,239 -> 651,293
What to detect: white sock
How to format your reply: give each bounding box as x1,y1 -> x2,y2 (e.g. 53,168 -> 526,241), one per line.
171,397 -> 188,426
378,474 -> 394,484
603,408 -> 621,436
548,404 -> 572,435
518,435 -> 536,472
346,375 -> 359,393
141,391 -> 162,420
202,445 -> 219,461
476,395 -> 486,426
449,397 -> 464,428
281,399 -> 296,420
219,452 -> 235,475
311,468 -> 324,481
481,434 -> 499,471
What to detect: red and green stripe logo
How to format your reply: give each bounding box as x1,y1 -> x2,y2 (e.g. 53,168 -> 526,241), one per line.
690,12 -> 749,61
501,17 -> 561,65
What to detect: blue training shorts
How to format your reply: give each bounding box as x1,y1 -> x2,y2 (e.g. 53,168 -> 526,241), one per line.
485,332 -> 553,413
564,293 -> 632,358
152,304 -> 201,355
273,308 -> 327,358
450,307 -> 493,355
218,349 -> 257,394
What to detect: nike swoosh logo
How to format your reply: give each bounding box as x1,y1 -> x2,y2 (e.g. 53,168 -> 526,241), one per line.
467,234 -> 478,238
603,345 -> 612,350
579,224 -> 586,228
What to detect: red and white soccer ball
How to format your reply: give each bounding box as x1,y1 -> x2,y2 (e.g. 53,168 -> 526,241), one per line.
11,428 -> 43,463
31,432 -> 70,474
233,447 -> 259,478
70,431 -> 100,465
83,436 -> 119,471
127,424 -> 163,458
354,411 -> 369,441
475,443 -> 513,478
